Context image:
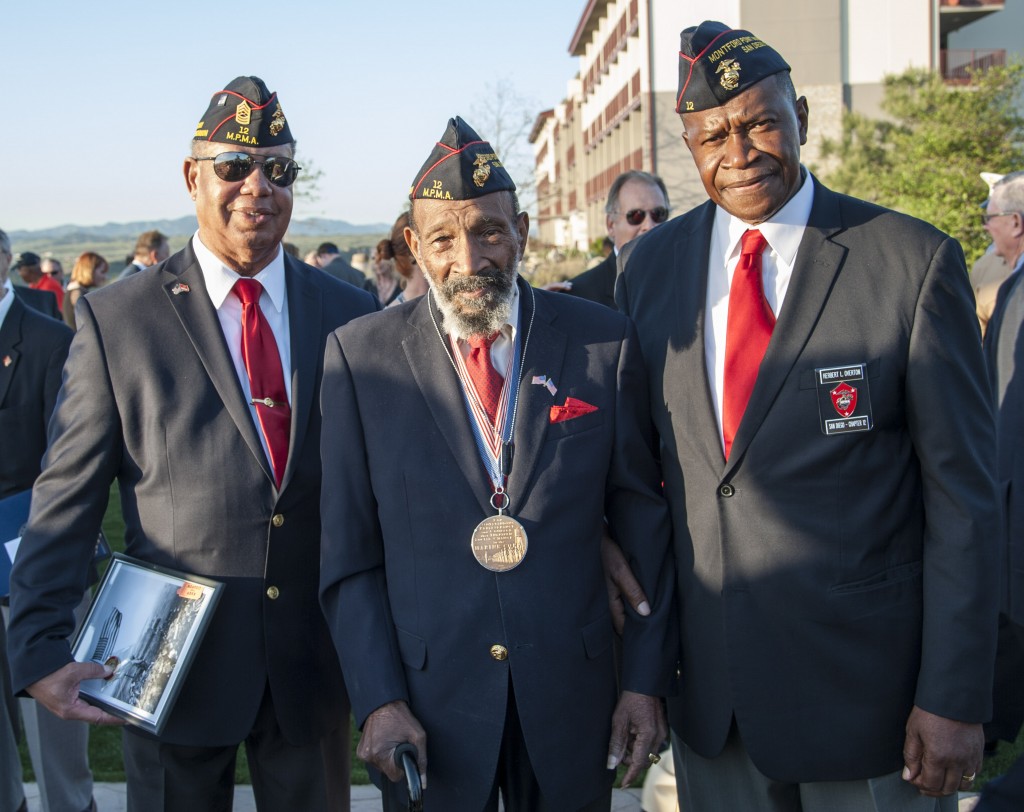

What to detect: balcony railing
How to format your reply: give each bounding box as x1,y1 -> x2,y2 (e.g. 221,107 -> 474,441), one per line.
939,0 -> 1003,7
940,49 -> 1006,82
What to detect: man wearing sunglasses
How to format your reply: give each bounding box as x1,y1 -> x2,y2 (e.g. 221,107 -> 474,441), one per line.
7,76 -> 378,812
615,20 -> 998,812
568,171 -> 670,310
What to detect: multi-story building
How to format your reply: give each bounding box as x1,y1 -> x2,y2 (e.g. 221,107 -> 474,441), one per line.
532,0 -> 1016,250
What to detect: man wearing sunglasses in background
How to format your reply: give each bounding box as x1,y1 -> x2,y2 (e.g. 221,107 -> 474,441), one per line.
567,171 -> 670,310
7,75 -> 377,811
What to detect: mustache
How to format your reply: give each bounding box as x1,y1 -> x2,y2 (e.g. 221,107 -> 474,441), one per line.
439,268 -> 510,294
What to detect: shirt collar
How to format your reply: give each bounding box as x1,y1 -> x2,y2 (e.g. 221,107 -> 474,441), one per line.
191,232 -> 287,313
715,168 -> 815,265
0,279 -> 14,329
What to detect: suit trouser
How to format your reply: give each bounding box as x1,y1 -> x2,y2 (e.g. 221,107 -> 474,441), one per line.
2,599 -> 93,812
1,615 -> 26,811
672,725 -> 956,812
380,680 -> 612,812
122,681 -> 347,812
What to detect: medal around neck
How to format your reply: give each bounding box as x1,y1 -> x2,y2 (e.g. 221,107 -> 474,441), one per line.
471,514 -> 528,572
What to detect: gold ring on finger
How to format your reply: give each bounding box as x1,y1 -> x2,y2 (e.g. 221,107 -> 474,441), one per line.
648,752 -> 661,765
961,772 -> 977,783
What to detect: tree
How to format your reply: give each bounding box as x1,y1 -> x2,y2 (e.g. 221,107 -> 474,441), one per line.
470,80 -> 539,211
819,64 -> 1024,265
292,149 -> 324,206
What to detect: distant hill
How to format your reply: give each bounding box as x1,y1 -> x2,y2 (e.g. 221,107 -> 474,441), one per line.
9,215 -> 390,243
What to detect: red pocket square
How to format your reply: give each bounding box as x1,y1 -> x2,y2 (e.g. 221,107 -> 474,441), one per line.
549,397 -> 598,424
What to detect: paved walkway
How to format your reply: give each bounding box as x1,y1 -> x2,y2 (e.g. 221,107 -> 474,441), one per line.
24,782 -> 984,811
24,783 -> 646,811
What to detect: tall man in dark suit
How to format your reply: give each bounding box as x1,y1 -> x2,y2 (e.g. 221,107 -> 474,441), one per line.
320,117 -> 675,811
567,171 -> 670,310
11,283 -> 62,321
617,21 -> 998,811
7,76 -> 377,812
0,227 -> 92,812
978,170 -> 1024,810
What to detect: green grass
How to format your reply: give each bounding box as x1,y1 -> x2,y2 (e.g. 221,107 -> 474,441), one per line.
18,484 -> 369,786
17,484 -> 1024,790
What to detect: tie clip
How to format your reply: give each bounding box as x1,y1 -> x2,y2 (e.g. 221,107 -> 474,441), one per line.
251,397 -> 286,408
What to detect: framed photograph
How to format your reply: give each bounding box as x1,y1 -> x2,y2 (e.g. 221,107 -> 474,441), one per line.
71,554 -> 223,735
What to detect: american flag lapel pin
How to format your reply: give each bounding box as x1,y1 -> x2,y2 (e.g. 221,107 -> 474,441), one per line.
171,283 -> 191,295
3,355 -> 11,367
531,375 -> 557,396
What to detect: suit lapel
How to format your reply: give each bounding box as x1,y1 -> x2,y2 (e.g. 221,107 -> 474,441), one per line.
403,295 -> 495,515
725,181 -> 846,472
506,283 -> 566,517
279,258 -> 322,492
665,204 -> 725,469
162,247 -> 273,485
0,298 -> 24,407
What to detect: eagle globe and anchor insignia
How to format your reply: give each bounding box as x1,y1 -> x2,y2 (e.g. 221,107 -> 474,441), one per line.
830,381 -> 858,418
716,58 -> 741,91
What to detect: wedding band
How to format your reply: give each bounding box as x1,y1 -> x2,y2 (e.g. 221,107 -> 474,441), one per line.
961,772 -> 977,783
648,752 -> 661,765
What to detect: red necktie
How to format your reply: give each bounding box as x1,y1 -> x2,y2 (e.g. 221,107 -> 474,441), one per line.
465,333 -> 504,425
722,229 -> 775,460
232,279 -> 291,486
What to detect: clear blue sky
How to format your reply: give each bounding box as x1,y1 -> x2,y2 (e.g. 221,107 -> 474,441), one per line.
3,1 -> 585,231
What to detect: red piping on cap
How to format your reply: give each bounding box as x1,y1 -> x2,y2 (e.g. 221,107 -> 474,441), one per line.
203,91 -> 279,141
675,28 -> 736,114
412,139 -> 488,196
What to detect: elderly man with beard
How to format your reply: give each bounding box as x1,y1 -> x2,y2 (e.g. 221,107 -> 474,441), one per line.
319,117 -> 675,812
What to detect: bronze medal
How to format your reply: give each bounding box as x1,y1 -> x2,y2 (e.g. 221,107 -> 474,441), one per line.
471,515 -> 528,572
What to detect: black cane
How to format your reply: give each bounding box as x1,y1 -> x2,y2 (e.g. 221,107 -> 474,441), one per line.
393,742 -> 423,812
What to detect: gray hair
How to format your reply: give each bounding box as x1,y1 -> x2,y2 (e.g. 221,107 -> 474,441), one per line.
992,170 -> 1024,214
605,171 -> 670,214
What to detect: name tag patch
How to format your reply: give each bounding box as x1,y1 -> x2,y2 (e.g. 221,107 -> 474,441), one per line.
815,363 -> 873,435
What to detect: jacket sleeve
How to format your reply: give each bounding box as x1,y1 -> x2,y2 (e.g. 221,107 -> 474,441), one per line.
8,297 -> 122,693
909,235 -> 999,722
319,330 -> 408,726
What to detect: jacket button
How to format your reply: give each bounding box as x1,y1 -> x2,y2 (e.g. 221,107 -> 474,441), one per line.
719,484 -> 734,497
266,586 -> 280,600
490,645 -> 508,661
272,514 -> 285,527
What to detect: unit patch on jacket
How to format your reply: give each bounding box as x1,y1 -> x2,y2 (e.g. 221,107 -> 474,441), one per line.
815,363 -> 873,435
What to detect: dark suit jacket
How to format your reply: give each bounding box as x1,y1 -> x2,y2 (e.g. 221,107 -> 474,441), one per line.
0,296 -> 72,497
13,286 -> 62,321
319,281 -> 675,810
320,256 -> 377,296
618,177 -> 999,782
8,246 -> 378,747
568,253 -> 617,310
984,267 -> 1024,628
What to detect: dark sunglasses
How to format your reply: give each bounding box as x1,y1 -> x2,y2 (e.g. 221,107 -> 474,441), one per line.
195,152 -> 301,188
620,207 -> 670,226
982,211 -> 1021,225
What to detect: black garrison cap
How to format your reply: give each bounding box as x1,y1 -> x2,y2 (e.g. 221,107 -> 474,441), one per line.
409,116 -> 516,201
193,76 -> 293,147
676,21 -> 790,114
11,251 -> 41,270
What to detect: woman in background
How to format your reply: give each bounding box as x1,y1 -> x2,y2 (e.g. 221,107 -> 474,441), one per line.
388,211 -> 428,307
63,251 -> 109,329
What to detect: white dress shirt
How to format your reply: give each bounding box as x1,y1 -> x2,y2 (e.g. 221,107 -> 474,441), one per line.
191,234 -> 292,463
704,170 -> 815,446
